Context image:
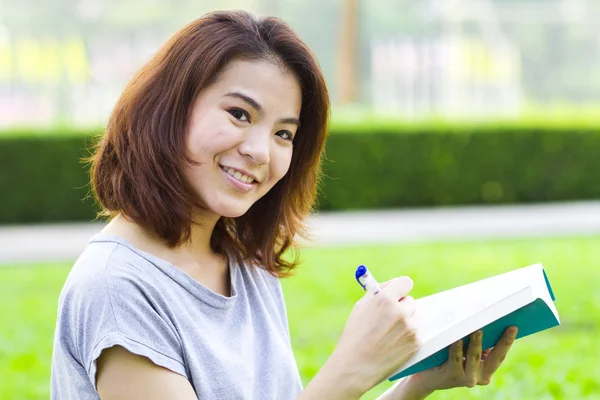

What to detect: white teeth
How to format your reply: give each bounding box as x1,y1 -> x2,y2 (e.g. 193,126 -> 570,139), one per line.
223,167 -> 254,184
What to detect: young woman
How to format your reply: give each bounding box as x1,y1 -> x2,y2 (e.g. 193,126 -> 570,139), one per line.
50,9 -> 517,400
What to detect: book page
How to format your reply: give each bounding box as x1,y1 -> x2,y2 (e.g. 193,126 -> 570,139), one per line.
412,266 -> 538,342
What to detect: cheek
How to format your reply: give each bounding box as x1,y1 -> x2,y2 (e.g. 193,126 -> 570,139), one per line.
186,111 -> 236,158
185,126 -> 207,162
187,130 -> 233,164
270,150 -> 293,182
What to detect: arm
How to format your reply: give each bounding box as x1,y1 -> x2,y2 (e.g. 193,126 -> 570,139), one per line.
96,277 -> 419,400
296,354 -> 434,400
295,353 -> 368,400
96,346 -> 197,400
297,277 -> 420,400
95,346 -> 404,400
376,377 -> 433,400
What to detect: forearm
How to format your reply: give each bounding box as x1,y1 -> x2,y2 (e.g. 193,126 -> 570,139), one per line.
376,376 -> 433,400
296,351 -> 370,400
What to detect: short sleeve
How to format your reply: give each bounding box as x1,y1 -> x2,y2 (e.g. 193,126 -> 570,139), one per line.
58,257 -> 187,391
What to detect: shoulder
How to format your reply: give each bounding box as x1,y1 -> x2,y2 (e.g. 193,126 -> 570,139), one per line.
239,259 -> 284,296
59,237 -> 153,311
236,260 -> 292,333
56,237 -> 162,347
54,235 -> 187,388
58,234 -> 183,336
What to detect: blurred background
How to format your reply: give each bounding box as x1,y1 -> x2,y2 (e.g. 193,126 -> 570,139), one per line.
1,0 -> 599,399
4,0 -> 600,126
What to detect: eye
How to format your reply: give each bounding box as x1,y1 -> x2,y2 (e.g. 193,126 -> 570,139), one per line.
228,108 -> 250,122
276,130 -> 294,141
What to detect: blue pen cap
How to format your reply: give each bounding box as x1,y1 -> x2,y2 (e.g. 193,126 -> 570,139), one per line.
355,264 -> 368,290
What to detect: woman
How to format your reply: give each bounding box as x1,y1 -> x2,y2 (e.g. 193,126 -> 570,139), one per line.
50,9 -> 517,399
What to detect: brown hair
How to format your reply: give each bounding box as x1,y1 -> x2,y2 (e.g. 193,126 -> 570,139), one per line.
90,10 -> 330,277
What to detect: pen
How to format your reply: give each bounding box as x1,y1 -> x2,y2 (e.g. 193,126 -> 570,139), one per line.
355,264 -> 382,294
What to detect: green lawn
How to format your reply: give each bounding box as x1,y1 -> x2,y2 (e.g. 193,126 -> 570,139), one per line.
1,236 -> 599,399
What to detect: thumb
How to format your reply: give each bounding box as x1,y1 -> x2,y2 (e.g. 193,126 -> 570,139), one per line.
381,276 -> 414,301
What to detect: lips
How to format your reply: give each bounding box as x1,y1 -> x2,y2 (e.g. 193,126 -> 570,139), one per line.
220,165 -> 258,185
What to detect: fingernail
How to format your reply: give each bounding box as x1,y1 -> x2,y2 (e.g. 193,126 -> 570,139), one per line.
477,330 -> 483,339
510,327 -> 518,336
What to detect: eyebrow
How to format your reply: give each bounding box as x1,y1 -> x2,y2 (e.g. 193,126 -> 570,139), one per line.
223,91 -> 301,127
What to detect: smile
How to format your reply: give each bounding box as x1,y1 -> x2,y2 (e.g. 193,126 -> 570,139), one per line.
220,166 -> 256,184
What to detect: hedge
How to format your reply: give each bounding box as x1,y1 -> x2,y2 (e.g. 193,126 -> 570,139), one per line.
1,123 -> 599,224
319,126 -> 600,209
0,133 -> 100,224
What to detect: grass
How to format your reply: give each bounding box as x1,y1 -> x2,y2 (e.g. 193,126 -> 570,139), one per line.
1,236 -> 599,399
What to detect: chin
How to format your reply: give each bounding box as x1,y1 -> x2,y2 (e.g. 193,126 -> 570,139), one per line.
221,210 -> 248,218
212,203 -> 253,219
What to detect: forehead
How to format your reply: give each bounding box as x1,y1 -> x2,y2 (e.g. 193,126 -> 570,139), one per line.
209,59 -> 302,114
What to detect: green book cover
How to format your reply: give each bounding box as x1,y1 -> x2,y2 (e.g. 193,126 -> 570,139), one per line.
388,264 -> 559,381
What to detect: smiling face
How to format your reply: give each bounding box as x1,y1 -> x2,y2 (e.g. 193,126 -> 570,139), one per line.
183,59 -> 302,219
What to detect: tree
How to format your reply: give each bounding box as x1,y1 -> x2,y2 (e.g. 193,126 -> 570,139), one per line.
337,0 -> 358,104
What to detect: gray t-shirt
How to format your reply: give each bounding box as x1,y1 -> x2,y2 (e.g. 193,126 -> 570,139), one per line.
51,233 -> 303,399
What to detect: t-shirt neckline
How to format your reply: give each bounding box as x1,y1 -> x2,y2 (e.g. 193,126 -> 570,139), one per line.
89,233 -> 239,309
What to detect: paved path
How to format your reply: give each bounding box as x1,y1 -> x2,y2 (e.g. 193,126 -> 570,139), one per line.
2,201 -> 600,265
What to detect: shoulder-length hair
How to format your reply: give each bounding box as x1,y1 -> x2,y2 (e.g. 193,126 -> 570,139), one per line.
90,9 -> 330,277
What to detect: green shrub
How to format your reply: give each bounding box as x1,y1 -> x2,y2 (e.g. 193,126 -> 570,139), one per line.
320,125 -> 600,210
0,133 -> 100,224
1,123 -> 599,223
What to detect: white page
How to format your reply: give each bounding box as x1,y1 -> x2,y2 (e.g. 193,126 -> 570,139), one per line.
413,264 -> 542,342
393,286 -> 534,379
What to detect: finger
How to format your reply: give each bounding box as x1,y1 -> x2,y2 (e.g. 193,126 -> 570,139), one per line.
481,348 -> 493,360
464,330 -> 483,385
396,295 -> 416,318
449,339 -> 464,368
379,280 -> 393,290
481,327 -> 518,379
381,276 -> 414,301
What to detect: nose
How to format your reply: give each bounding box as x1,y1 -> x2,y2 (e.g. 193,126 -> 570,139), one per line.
238,127 -> 270,165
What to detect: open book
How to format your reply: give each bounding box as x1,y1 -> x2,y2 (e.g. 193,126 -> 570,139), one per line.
388,263 -> 559,381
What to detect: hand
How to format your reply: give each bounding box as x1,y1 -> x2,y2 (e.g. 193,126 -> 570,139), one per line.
329,277 -> 420,394
404,326 -> 518,397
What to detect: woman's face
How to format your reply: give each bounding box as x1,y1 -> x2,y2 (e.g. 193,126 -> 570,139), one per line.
183,59 -> 302,219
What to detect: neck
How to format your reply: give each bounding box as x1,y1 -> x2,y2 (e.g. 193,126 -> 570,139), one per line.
180,211 -> 222,262
104,212 -> 231,295
160,212 -> 231,296
106,211 -> 224,265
